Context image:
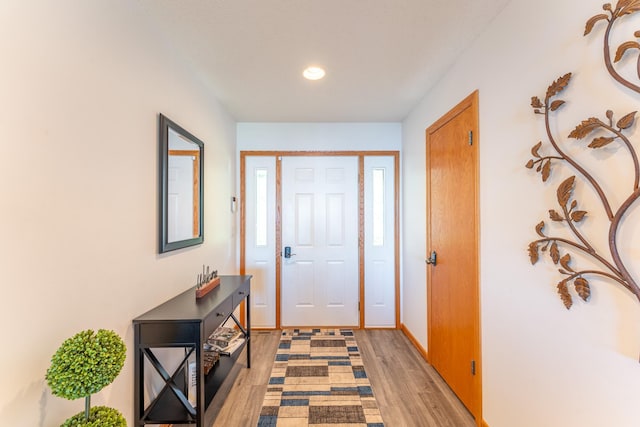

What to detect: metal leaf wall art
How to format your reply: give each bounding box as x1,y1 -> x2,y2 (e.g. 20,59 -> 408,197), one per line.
526,1 -> 640,342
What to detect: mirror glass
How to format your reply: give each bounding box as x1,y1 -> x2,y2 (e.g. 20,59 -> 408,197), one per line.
159,114 -> 204,253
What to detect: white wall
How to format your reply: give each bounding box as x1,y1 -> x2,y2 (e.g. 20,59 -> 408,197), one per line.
237,122 -> 402,152
0,1 -> 237,426
402,0 -> 640,426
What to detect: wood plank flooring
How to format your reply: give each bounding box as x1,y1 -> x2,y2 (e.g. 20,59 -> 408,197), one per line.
209,329 -> 476,427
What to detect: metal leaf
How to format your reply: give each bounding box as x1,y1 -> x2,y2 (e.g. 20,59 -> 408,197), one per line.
568,117 -> 602,139
615,41 -> 640,62
550,241 -> 560,264
528,242 -> 539,264
541,159 -> 551,182
588,136 -> 615,148
526,159 -> 535,169
531,96 -> 544,109
616,111 -> 637,129
546,73 -> 572,101
619,0 -> 640,16
531,141 -> 542,157
549,209 -> 564,221
584,13 -> 609,35
556,176 -> 576,207
550,100 -> 566,111
574,277 -> 591,301
557,281 -> 573,309
560,253 -> 575,272
571,210 -> 587,222
535,221 -> 546,237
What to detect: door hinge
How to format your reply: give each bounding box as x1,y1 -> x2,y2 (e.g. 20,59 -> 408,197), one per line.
471,360 -> 476,376
468,130 -> 473,146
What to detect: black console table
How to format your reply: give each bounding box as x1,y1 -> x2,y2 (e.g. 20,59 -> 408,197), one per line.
133,275 -> 251,426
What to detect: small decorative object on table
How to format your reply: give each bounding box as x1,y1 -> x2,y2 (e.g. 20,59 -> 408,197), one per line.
207,326 -> 245,357
195,265 -> 219,298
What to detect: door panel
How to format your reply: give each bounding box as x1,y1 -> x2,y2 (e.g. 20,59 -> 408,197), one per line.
426,92 -> 480,419
364,156 -> 396,327
281,156 -> 359,327
295,194 -> 314,245
243,156 -> 277,328
326,194 -> 345,245
294,261 -> 315,305
326,260 -> 346,306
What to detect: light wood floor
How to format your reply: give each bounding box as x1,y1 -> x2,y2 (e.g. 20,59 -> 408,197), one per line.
208,329 -> 476,427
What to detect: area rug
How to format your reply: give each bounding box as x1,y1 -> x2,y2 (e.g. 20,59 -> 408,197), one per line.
257,329 -> 384,426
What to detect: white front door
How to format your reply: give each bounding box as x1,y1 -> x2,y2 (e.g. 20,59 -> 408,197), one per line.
281,156 -> 359,327
167,154 -> 195,242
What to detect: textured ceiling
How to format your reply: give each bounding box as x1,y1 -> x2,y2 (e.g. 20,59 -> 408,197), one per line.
135,0 -> 511,122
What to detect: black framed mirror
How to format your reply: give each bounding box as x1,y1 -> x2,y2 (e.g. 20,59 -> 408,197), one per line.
159,114 -> 204,253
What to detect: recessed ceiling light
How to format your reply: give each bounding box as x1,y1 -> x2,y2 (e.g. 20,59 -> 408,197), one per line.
303,66 -> 326,80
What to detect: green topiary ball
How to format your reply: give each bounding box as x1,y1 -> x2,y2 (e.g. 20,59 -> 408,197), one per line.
61,405 -> 126,427
46,329 -> 126,400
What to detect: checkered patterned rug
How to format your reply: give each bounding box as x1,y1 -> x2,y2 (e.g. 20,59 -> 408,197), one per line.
257,329 -> 384,426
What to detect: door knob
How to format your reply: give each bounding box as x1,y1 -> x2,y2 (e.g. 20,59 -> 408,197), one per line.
425,251 -> 437,266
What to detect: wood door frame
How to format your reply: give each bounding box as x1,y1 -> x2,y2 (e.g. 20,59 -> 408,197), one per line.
240,150 -> 400,330
425,91 -> 482,426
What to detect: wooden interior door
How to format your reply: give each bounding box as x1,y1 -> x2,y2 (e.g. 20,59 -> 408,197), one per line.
426,91 -> 481,422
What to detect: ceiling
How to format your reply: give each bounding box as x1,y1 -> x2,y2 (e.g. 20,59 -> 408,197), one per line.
135,0 -> 511,122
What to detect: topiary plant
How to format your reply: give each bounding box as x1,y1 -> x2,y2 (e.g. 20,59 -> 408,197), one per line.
46,329 -> 127,427
60,406 -> 126,427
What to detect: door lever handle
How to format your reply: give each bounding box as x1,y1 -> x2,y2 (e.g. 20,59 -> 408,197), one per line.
425,251 -> 437,266
284,246 -> 296,259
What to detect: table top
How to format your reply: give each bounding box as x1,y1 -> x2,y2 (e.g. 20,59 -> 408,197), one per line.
132,275 -> 251,323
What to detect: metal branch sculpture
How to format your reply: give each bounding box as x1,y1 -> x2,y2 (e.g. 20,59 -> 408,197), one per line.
526,1 -> 640,323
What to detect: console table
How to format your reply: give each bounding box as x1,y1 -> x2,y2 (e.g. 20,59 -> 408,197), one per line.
133,275 -> 251,426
